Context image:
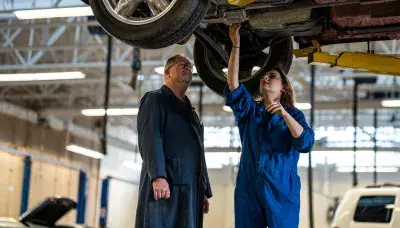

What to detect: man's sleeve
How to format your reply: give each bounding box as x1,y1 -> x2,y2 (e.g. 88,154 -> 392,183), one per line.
137,92 -> 167,181
204,169 -> 213,198
223,83 -> 257,122
291,109 -> 315,153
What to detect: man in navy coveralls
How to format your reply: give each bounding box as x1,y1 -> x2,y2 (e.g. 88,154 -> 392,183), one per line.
135,54 -> 213,228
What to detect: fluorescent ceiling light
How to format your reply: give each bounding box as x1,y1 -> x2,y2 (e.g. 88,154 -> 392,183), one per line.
222,105 -> 232,112
122,161 -> 142,171
222,66 -> 260,74
81,108 -> 139,116
13,6 -> 93,20
224,103 -> 310,112
66,144 -> 104,159
336,167 -> 398,173
154,67 -> 165,75
0,71 -> 85,82
154,66 -> 197,75
381,99 -> 400,108
295,103 -> 312,110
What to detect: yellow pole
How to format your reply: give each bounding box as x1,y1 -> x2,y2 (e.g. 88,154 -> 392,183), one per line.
227,0 -> 256,6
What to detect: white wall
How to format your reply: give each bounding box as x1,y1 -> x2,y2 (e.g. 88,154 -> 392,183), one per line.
99,148 -> 400,228
107,179 -> 139,228
99,145 -> 141,228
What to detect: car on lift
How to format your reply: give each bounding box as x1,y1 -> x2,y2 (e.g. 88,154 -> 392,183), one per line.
0,197 -> 88,228
82,0 -> 400,96
331,183 -> 400,228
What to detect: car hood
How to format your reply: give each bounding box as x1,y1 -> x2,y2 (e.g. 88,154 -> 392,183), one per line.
19,197 -> 77,227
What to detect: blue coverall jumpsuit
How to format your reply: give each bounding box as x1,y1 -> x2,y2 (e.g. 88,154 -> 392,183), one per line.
224,83 -> 315,228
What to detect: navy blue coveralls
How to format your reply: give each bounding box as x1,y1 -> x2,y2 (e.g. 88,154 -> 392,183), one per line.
135,85 -> 212,228
224,83 -> 315,228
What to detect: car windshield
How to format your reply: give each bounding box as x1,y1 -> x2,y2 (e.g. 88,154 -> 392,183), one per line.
353,195 -> 396,223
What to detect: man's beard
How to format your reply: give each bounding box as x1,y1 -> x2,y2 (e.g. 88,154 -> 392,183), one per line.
178,74 -> 192,85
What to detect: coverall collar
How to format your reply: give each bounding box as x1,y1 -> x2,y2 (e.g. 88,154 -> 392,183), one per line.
161,85 -> 195,112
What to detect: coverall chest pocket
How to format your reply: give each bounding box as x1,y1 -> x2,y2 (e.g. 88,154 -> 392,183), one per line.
289,173 -> 301,194
269,124 -> 291,153
165,157 -> 190,186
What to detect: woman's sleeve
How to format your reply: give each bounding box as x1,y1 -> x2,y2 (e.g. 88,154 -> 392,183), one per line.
223,83 -> 257,122
290,109 -> 315,153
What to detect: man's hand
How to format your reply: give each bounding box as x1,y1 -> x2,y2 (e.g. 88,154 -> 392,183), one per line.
152,178 -> 170,200
203,196 -> 210,214
229,23 -> 241,47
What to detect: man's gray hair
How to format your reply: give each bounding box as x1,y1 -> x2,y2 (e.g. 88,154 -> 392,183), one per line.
164,54 -> 187,71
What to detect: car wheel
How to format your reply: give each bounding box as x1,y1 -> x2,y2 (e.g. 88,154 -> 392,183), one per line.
194,36 -> 293,96
89,0 -> 210,49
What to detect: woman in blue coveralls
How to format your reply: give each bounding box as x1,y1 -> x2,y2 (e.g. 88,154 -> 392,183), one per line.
225,24 -> 315,228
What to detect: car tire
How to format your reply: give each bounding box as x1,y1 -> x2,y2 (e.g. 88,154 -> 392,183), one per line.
89,0 -> 210,49
194,37 -> 293,96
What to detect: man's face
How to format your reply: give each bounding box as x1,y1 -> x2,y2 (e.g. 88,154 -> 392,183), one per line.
165,57 -> 193,86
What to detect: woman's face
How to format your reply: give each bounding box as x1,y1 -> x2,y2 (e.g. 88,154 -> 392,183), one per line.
259,70 -> 284,96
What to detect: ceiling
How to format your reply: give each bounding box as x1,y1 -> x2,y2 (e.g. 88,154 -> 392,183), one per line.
0,0 -> 399,130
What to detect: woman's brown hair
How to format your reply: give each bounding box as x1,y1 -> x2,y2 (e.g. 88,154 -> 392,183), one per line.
273,67 -> 295,107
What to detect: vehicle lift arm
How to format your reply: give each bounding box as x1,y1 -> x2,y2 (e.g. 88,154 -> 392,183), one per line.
292,40 -> 400,76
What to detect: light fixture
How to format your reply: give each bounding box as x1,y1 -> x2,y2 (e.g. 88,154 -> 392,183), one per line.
81,108 -> 139,116
222,66 -> 260,74
295,103 -> 312,110
381,99 -> 400,108
336,167 -> 398,173
154,66 -> 197,74
66,144 -> 105,159
222,105 -> 232,112
122,161 -> 142,171
0,71 -> 85,82
154,67 -> 165,75
13,6 -> 93,20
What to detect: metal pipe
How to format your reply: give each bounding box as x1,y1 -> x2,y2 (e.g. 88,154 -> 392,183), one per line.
352,82 -> 358,187
308,65 -> 315,228
373,109 -> 378,185
342,25 -> 400,35
99,177 -> 110,228
244,0 -> 360,11
199,84 -> 204,120
102,35 -> 113,156
76,170 -> 88,224
20,155 -> 32,215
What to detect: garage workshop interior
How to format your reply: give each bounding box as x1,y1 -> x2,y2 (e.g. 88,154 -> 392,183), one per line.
0,0 -> 399,227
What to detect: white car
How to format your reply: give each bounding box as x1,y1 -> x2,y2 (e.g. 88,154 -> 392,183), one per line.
0,197 -> 88,228
331,184 -> 400,228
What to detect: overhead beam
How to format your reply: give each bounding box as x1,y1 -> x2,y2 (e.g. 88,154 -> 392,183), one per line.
29,17 -> 74,64
0,61 -> 164,70
41,99 -> 397,118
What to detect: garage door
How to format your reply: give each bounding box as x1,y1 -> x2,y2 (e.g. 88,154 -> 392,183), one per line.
0,150 -> 24,219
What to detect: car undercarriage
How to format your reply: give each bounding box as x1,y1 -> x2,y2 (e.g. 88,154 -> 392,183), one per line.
84,0 -> 400,95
